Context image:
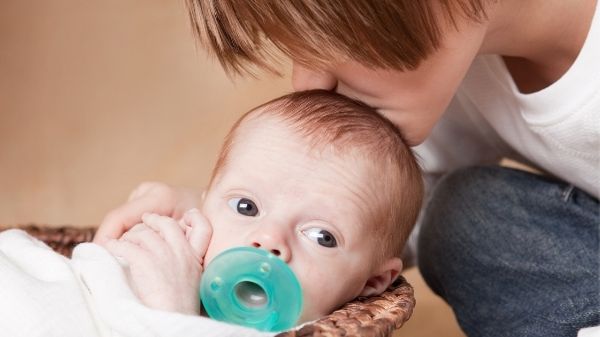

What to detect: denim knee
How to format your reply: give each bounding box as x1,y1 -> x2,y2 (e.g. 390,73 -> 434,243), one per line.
417,166 -> 497,300
417,165 -> 599,337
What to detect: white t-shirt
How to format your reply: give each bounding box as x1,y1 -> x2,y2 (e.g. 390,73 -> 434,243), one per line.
415,2 -> 600,199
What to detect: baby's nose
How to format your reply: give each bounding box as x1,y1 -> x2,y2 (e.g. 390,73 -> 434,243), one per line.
251,241 -> 281,257
248,233 -> 291,263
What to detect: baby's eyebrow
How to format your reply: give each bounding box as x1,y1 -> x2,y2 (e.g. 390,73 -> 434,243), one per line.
322,209 -> 364,238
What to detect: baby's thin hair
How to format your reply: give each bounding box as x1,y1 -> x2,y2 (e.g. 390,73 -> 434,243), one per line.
210,90 -> 423,259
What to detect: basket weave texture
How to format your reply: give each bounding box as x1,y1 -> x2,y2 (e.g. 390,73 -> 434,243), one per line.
1,224 -> 415,337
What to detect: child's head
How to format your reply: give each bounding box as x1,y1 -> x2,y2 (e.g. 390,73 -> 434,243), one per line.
187,0 -> 490,75
186,1 -> 492,146
200,90 -> 423,322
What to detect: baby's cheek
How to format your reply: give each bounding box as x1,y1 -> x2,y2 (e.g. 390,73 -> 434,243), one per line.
204,244 -> 226,266
203,240 -> 225,266
203,235 -> 243,267
296,266 -> 338,319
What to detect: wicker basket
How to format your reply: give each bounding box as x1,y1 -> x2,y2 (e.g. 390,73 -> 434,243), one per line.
0,224 -> 415,337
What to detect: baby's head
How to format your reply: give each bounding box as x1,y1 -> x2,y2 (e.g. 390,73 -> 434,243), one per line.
201,90 -> 423,322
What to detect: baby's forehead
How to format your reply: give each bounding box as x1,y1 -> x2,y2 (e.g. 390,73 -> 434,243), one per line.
239,110 -> 361,151
237,113 -> 383,181
232,109 -> 391,178
217,108 -> 390,231
235,114 -> 369,164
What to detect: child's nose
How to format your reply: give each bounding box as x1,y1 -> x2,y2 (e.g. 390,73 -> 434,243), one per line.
291,62 -> 337,91
247,232 -> 291,263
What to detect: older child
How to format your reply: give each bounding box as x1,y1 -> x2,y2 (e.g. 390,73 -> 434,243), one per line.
106,90 -> 423,323
169,2 -> 598,336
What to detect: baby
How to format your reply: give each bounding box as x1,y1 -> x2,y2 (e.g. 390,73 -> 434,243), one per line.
105,89 -> 424,324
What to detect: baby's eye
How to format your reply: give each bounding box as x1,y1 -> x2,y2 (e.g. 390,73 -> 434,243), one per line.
227,197 -> 259,216
302,228 -> 337,248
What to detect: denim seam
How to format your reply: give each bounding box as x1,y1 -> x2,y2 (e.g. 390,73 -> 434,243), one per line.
562,185 -> 575,202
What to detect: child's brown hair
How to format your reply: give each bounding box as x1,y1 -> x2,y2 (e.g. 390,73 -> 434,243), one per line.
209,90 -> 423,260
187,0 -> 490,75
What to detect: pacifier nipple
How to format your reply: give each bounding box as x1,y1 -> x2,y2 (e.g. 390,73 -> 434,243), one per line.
235,281 -> 267,308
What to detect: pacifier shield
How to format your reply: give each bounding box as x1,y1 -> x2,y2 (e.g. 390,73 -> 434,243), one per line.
200,247 -> 303,331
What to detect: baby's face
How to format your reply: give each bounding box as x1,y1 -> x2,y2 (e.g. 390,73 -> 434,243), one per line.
201,116 -> 382,322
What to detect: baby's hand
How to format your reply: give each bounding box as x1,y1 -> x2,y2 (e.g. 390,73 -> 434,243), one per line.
105,210 -> 212,315
94,182 -> 203,245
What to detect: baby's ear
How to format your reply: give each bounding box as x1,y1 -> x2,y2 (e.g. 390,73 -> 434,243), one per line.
359,257 -> 403,297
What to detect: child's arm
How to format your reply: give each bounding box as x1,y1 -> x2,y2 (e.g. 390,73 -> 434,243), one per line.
105,210 -> 212,315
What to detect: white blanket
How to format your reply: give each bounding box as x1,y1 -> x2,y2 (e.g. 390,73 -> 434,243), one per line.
0,229 -> 275,337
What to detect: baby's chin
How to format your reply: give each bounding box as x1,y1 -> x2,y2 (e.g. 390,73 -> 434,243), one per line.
297,304 -> 336,325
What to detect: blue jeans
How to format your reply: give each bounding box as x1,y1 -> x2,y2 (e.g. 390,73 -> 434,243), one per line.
418,166 -> 599,337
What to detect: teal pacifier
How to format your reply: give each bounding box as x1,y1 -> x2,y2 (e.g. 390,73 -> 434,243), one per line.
200,247 -> 303,332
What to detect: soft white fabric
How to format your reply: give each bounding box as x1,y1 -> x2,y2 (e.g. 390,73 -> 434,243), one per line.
0,229 -> 274,337
579,326 -> 600,337
415,2 -> 600,199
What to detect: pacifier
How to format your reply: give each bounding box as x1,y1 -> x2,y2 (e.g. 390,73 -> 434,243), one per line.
200,247 -> 303,332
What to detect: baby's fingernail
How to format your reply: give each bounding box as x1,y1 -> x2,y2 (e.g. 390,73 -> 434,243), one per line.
186,208 -> 200,214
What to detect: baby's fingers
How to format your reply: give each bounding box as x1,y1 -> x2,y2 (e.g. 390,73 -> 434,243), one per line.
121,223 -> 169,259
141,213 -> 187,252
105,239 -> 153,269
95,183 -> 177,245
182,209 -> 212,264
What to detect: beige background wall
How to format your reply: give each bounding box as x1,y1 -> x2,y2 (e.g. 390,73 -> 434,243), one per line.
0,1 -> 464,336
0,0 -> 290,226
